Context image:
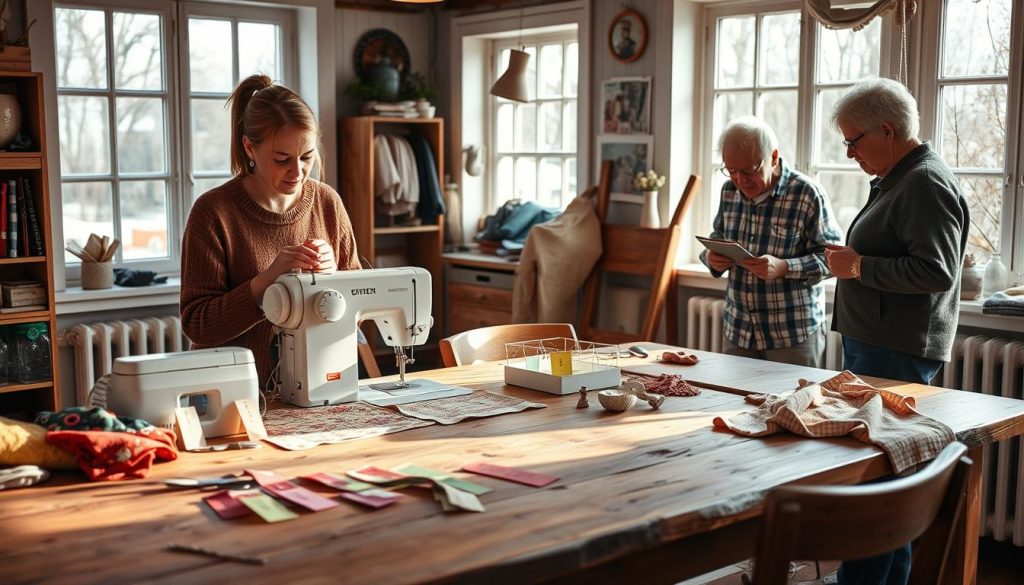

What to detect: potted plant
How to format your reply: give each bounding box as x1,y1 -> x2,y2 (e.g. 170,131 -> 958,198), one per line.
402,71 -> 438,117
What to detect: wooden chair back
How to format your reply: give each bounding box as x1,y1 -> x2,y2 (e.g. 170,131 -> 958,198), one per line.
439,323 -> 578,367
579,160 -> 701,344
358,341 -> 382,378
751,441 -> 972,585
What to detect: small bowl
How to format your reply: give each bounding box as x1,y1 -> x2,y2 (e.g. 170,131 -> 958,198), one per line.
598,389 -> 637,412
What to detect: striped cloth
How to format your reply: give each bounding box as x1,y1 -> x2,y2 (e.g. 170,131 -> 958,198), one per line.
700,160 -> 841,350
712,371 -> 954,473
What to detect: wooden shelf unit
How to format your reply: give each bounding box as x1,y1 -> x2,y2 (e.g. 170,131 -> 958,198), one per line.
0,71 -> 60,419
339,116 -> 445,340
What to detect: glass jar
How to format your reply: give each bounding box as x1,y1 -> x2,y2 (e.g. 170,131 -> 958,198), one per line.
0,327 -> 9,384
982,254 -> 1009,298
12,322 -> 51,383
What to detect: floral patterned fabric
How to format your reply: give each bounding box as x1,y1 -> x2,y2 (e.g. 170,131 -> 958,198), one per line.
35,406 -> 155,433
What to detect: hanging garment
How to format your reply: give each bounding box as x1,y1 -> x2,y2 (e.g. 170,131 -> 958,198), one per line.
512,192 -> 602,324
406,133 -> 445,224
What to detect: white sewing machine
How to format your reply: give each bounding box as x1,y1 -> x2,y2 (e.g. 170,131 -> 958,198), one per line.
261,267 -> 432,407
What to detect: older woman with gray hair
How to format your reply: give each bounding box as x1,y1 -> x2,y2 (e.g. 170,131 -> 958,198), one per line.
825,77 -> 969,585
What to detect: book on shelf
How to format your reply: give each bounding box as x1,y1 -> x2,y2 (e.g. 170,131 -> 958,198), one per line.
0,304 -> 46,314
16,181 -> 28,257
6,178 -> 17,258
0,181 -> 6,257
18,177 -> 44,256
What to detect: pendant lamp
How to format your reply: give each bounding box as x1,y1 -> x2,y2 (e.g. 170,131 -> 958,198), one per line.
490,48 -> 530,103
490,2 -> 530,103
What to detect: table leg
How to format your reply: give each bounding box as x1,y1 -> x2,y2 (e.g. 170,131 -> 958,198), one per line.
942,444 -> 982,585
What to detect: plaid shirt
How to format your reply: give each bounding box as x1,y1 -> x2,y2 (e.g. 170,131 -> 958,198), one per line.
700,160 -> 841,350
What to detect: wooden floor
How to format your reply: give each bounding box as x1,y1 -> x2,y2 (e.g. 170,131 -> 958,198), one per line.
693,537 -> 1024,585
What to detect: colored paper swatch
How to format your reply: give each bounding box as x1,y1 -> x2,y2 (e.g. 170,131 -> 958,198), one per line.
461,462 -> 559,487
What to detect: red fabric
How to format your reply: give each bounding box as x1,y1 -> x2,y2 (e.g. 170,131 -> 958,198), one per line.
46,427 -> 178,481
659,351 -> 700,365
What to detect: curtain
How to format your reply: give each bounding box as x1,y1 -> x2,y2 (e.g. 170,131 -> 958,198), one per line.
804,0 -> 918,84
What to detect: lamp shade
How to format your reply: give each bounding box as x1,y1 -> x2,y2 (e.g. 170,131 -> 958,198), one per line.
489,49 -> 530,103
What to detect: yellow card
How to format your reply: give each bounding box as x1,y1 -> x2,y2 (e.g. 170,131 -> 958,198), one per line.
174,406 -> 207,451
549,351 -> 573,376
233,398 -> 268,440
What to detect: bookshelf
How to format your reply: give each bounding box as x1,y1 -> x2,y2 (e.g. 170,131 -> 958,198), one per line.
0,72 -> 59,420
339,116 -> 445,364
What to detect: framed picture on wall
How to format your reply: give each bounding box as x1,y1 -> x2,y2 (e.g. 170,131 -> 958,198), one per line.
608,9 -> 648,63
597,135 -> 654,203
601,77 -> 651,135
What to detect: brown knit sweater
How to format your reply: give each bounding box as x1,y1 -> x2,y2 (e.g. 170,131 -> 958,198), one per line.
180,176 -> 360,384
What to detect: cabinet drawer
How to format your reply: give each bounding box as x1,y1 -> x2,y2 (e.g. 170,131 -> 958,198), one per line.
449,282 -> 513,307
449,266 -> 516,289
449,304 -> 512,333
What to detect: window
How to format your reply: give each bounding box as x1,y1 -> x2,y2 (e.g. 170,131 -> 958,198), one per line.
490,33 -> 578,209
923,0 -> 1019,265
703,3 -> 885,238
53,0 -> 293,276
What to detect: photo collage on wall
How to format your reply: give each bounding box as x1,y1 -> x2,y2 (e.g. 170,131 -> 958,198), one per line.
598,77 -> 652,202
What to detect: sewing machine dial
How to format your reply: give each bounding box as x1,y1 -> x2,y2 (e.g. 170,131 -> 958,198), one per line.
315,289 -> 346,322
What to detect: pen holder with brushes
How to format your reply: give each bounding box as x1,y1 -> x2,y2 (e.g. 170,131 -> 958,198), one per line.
68,234 -> 119,290
81,261 -> 114,289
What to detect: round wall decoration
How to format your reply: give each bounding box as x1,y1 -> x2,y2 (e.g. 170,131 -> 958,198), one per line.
353,29 -> 411,81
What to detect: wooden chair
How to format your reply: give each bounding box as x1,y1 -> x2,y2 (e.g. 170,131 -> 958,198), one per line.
439,323 -> 577,367
579,160 -> 701,345
751,442 -> 972,585
358,341 -> 382,378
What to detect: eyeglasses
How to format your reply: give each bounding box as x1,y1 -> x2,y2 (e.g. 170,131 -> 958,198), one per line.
842,132 -> 867,151
718,160 -> 765,179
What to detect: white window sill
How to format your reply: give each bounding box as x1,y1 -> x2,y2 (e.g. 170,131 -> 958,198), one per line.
674,263 -> 1024,334
55,278 -> 181,315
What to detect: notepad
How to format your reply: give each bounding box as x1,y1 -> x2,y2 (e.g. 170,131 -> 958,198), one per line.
696,236 -> 756,262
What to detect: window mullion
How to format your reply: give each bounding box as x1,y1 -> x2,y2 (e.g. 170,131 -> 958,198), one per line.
105,9 -> 123,246
796,9 -> 815,172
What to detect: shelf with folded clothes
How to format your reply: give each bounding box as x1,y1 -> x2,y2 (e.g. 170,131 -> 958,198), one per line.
341,116 -> 446,368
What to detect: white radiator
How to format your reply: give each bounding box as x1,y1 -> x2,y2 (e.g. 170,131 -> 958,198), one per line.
942,335 -> 1024,546
684,295 -> 843,370
60,316 -> 190,406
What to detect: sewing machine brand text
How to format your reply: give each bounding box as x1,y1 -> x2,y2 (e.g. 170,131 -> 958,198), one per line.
350,288 -> 376,295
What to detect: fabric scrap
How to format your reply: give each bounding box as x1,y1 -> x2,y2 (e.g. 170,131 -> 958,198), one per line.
0,416 -> 77,470
712,370 -> 954,473
395,391 -> 545,425
46,427 -> 179,481
35,406 -> 155,433
262,402 -> 433,451
624,373 -> 701,396
659,351 -> 700,365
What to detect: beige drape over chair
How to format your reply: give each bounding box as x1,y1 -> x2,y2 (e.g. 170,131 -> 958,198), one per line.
751,441 -> 972,585
578,161 -> 700,345
511,188 -> 602,325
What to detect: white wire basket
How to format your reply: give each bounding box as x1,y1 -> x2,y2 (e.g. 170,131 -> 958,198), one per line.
503,337 -> 622,395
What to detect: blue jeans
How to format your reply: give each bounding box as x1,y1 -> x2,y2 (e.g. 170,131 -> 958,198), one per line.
837,336 -> 942,585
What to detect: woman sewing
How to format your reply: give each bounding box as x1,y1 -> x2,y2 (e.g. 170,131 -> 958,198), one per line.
180,74 -> 361,387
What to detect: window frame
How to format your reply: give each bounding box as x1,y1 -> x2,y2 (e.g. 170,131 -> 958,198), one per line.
487,30 -> 579,211
178,1 -> 297,209
50,0 -> 296,285
917,0 -> 1024,271
698,0 -> 894,259
54,0 -> 179,281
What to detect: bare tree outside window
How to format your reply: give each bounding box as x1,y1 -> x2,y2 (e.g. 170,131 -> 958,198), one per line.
938,0 -> 1011,259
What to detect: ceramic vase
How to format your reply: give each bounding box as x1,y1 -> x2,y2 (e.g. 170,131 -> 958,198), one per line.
960,262 -> 983,300
0,94 -> 22,150
639,190 -> 660,228
367,57 -> 400,102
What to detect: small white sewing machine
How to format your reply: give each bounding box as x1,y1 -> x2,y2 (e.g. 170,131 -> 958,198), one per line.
107,347 -> 259,437
261,267 -> 433,407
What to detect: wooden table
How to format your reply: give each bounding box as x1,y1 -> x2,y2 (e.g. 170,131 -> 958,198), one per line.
2,348 -> 1023,585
